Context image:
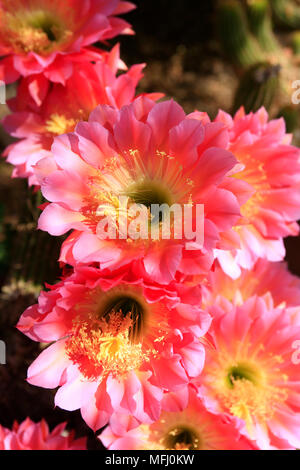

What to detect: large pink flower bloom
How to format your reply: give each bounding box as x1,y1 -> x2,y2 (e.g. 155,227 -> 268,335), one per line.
99,386 -> 257,450
0,0 -> 135,85
17,266 -> 210,432
213,108 -> 300,277
3,45 -> 161,186
0,418 -> 86,450
199,296 -> 300,449
36,98 -> 242,284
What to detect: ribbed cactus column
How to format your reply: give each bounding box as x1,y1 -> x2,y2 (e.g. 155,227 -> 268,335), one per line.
217,0 -> 265,67
233,62 -> 280,113
247,0 -> 280,52
2,187 -> 63,294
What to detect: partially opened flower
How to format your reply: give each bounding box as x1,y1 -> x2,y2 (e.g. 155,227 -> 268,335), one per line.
213,108 -> 300,277
37,98 -> 242,284
199,296 -> 300,449
17,265 -> 210,431
99,387 -> 257,450
0,0 -> 135,84
202,259 -> 300,311
0,418 -> 86,450
3,45 -> 160,186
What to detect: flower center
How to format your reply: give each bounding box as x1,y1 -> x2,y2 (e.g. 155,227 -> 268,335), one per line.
100,295 -> 146,342
164,426 -> 200,450
126,180 -> 173,224
66,295 -> 148,380
126,180 -> 172,207
27,10 -> 61,41
3,8 -> 72,54
226,362 -> 262,388
216,359 -> 288,435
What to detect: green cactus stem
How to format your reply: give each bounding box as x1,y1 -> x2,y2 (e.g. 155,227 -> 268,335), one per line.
247,0 -> 280,52
2,188 -> 62,290
9,224 -> 62,287
217,0 -> 265,67
233,61 -> 281,113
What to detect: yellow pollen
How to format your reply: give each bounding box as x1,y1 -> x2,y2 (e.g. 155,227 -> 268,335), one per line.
3,7 -> 73,55
45,114 -> 77,135
15,26 -> 51,52
80,146 -> 195,240
66,311 -> 146,380
218,377 -> 288,436
207,344 -> 290,439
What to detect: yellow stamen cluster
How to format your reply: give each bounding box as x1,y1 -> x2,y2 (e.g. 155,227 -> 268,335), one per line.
218,377 -> 288,435
79,147 -> 198,245
82,185 -> 144,238
207,345 -> 289,437
2,7 -> 72,55
66,311 -> 146,380
45,114 -> 77,135
13,26 -> 52,53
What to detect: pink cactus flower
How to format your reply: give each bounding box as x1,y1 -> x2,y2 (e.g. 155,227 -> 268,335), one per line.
214,107 -> 300,277
17,265 -> 210,432
3,45 -> 161,186
199,296 -> 300,449
0,418 -> 86,450
99,386 -> 257,450
0,0 -> 135,85
36,98 -> 242,284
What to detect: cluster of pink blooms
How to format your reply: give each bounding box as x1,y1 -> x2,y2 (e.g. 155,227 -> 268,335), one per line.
1,0 -> 300,451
